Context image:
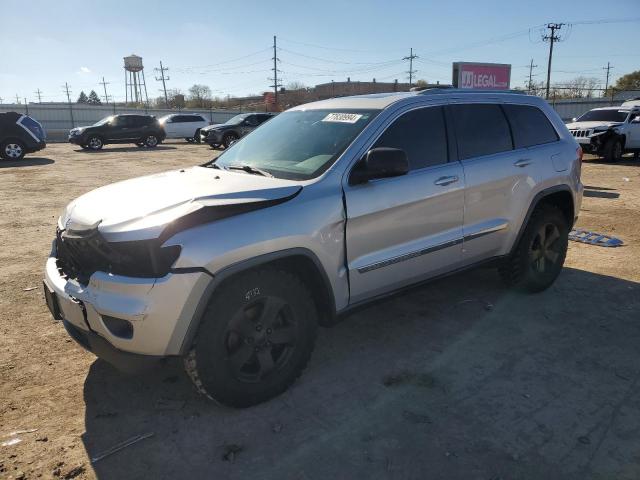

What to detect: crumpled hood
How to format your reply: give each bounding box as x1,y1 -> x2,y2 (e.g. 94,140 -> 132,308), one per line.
59,166 -> 302,241
566,121 -> 623,130
201,123 -> 231,132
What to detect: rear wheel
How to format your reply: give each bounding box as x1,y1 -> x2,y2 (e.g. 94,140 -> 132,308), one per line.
144,134 -> 159,148
1,140 -> 26,160
184,268 -> 318,408
87,135 -> 104,151
499,205 -> 568,292
603,138 -> 623,162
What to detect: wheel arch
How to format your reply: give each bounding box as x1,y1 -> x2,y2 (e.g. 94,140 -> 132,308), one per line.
510,185 -> 575,256
178,248 -> 337,354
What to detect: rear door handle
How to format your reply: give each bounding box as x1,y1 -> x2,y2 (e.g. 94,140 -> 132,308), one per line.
434,175 -> 459,186
514,158 -> 532,167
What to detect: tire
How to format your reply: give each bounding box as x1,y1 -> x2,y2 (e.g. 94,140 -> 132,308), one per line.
185,137 -> 194,143
135,142 -> 145,148
0,140 -> 26,160
87,135 -> 104,151
80,145 -> 90,150
193,129 -> 202,144
603,137 -> 623,163
498,204 -> 568,293
184,268 -> 318,408
209,143 -> 220,150
222,132 -> 239,149
144,134 -> 159,148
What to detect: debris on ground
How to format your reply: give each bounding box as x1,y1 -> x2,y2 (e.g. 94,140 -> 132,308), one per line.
222,444 -> 243,463
90,432 -> 154,463
402,410 -> 432,424
382,370 -> 435,388
23,287 -> 38,292
569,229 -> 623,247
578,435 -> 591,445
1,428 -> 38,447
61,465 -> 85,479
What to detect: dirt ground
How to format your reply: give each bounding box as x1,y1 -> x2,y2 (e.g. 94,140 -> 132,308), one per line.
1,143 -> 639,480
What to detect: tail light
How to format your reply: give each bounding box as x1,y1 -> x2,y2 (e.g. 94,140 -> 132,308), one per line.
576,146 -> 583,162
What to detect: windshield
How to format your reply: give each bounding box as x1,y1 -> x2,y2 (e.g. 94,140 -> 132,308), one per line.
577,110 -> 629,123
93,116 -> 113,126
210,109 -> 379,180
225,114 -> 249,125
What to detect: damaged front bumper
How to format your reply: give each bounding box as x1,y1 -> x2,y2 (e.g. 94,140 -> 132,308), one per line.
43,241 -> 211,370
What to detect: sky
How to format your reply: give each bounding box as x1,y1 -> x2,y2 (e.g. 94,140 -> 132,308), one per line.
1,0 -> 639,104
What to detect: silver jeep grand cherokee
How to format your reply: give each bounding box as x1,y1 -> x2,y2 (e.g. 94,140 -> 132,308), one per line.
44,89 -> 583,407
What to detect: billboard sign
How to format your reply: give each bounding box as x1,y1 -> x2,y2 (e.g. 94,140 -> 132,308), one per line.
452,62 -> 511,90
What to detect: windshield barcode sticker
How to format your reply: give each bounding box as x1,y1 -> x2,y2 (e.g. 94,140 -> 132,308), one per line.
322,113 -> 363,124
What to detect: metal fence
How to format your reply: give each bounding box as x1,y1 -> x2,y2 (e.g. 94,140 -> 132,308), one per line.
1,95 -> 638,142
0,103 -> 247,141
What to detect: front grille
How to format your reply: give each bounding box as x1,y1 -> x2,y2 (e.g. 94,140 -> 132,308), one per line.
570,129 -> 591,138
55,228 -> 180,283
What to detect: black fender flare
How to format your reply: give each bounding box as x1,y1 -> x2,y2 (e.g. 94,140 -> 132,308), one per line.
177,247 -> 336,354
509,184 -> 574,256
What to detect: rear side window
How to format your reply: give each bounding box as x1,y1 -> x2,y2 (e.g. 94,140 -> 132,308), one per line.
503,104 -> 558,148
374,106 -> 448,170
450,104 -> 512,160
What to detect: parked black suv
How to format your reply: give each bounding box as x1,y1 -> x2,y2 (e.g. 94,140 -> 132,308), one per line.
200,113 -> 274,148
68,114 -> 166,150
0,111 -> 46,160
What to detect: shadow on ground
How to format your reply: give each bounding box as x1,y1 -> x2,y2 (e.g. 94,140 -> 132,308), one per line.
0,157 -> 54,168
82,267 -> 640,480
74,146 -> 177,153
583,155 -> 639,167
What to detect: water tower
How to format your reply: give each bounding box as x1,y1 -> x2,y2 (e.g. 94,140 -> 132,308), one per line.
124,54 -> 149,105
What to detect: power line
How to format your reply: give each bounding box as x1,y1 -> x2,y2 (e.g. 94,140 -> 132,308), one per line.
155,61 -> 170,108
542,23 -> 565,99
528,59 -> 538,92
62,82 -> 74,127
603,62 -> 613,92
99,77 -> 110,104
269,35 -> 282,105
403,48 -> 418,86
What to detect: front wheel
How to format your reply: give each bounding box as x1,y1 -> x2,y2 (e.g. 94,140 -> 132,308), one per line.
603,138 -> 623,163
184,268 -> 318,408
87,136 -> 104,151
1,140 -> 26,160
499,205 -> 568,292
222,132 -> 239,149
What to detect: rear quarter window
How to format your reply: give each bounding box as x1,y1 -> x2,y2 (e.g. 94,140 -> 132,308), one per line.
503,104 -> 559,148
450,104 -> 513,160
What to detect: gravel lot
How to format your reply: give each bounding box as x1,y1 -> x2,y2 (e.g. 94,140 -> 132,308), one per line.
1,143 -> 639,480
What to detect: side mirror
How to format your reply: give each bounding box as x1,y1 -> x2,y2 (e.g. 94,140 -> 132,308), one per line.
631,115 -> 640,124
350,147 -> 409,185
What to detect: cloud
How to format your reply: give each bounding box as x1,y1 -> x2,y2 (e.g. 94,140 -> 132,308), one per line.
78,66 -> 91,74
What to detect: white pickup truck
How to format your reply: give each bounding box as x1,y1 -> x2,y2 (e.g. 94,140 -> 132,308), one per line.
158,114 -> 210,142
566,100 -> 640,162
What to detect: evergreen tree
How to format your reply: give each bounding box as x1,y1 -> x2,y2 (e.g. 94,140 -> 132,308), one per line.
87,90 -> 102,105
77,91 -> 88,103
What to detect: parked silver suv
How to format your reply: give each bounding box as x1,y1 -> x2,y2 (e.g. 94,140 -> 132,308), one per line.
43,89 -> 583,407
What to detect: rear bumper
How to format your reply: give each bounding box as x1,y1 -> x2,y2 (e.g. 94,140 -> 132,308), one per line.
26,140 -> 46,153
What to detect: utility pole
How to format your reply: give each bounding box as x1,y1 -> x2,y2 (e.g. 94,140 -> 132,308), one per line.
34,89 -> 43,103
542,23 -> 564,99
99,77 -> 111,104
15,94 -> 20,104
403,48 -> 418,86
24,98 -> 29,115
155,61 -> 170,108
527,59 -> 538,94
63,82 -> 75,127
0,97 -> 3,104
603,62 -> 613,94
269,35 -> 282,107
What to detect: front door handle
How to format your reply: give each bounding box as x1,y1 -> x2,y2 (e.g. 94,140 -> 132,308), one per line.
434,175 -> 459,186
514,158 -> 532,167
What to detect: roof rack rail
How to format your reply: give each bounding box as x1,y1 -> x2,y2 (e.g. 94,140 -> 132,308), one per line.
418,88 -> 526,95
